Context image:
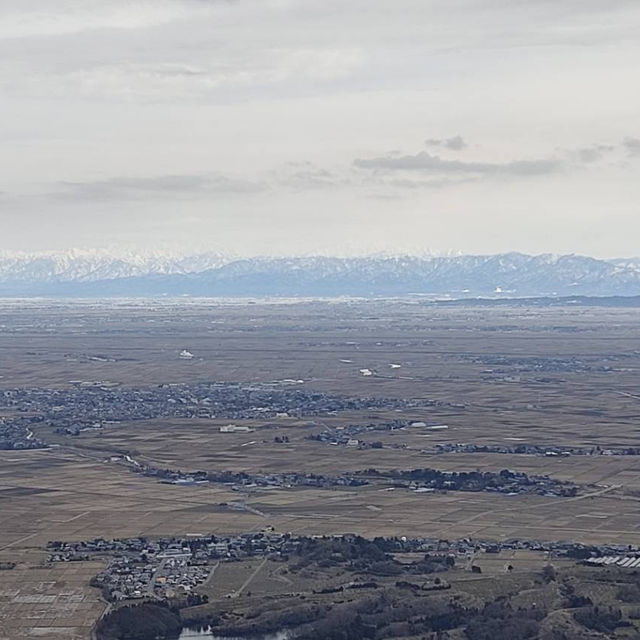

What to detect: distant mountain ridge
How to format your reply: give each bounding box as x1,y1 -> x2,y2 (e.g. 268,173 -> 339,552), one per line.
1,251 -> 640,298
0,250 -> 230,283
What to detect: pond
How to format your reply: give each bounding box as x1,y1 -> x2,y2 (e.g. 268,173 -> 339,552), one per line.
178,628 -> 290,640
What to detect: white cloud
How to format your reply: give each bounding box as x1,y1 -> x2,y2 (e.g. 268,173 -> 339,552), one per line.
54,173 -> 267,201
0,1 -> 191,39
354,150 -> 561,178
0,1 -> 639,257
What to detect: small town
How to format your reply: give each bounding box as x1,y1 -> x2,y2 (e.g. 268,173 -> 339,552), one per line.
354,467 -> 581,497
0,382 -> 421,433
110,452 -> 581,497
423,441 -> 640,457
463,353 -> 621,374
0,417 -> 47,450
47,531 -> 640,605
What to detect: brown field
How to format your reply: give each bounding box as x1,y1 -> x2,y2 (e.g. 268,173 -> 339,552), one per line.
0,559 -> 105,640
2,299 -> 640,637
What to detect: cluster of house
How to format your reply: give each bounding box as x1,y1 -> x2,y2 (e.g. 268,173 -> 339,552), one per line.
47,532 -> 298,602
47,531 -> 640,605
423,442 -> 640,457
363,467 -> 580,498
109,450 -> 578,497
307,423 -> 640,458
385,536 -> 640,563
464,353 -> 615,374
0,418 -> 47,450
116,455 -> 369,489
0,382 -> 418,434
306,420 -> 409,448
226,472 -> 368,489
306,419 -> 459,450
96,553 -> 211,601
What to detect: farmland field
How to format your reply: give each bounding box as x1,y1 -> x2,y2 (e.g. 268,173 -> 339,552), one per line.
1,299 -> 640,638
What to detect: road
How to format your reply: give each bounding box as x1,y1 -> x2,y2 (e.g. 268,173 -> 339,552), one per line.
229,556 -> 268,599
201,561 -> 220,588
146,558 -> 168,596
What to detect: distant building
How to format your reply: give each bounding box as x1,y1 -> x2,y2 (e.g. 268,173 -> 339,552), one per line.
220,424 -> 253,433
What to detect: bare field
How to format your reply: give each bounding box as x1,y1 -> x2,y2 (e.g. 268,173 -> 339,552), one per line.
48,416 -> 640,489
0,559 -> 105,640
2,300 -> 640,637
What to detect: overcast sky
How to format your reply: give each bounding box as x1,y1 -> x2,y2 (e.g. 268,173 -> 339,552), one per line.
1,0 -> 639,257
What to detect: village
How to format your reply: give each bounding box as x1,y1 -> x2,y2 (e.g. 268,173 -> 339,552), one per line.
0,382 -> 420,433
0,417 -> 47,450
108,449 -> 580,497
46,531 -> 640,605
424,441 -> 640,457
306,422 -> 640,457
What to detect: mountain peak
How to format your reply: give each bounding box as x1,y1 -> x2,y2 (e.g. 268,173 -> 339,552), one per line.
0,251 -> 637,298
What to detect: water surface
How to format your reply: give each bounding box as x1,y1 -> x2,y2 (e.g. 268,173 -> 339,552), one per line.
179,628 -> 289,640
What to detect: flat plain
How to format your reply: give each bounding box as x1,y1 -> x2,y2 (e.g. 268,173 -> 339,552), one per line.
1,299 -> 640,637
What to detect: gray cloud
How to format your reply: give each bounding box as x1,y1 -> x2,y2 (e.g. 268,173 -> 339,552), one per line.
385,176 -> 474,189
355,139 -> 628,185
574,144 -> 615,163
278,162 -> 344,190
425,135 -> 467,151
623,137 -> 640,156
353,150 -> 561,178
55,173 -> 267,201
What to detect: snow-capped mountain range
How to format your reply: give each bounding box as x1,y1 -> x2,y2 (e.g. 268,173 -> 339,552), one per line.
0,249 -> 230,284
1,251 -> 640,298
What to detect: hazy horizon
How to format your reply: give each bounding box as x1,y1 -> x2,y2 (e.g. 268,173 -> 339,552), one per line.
2,1 -> 639,258
0,247 -> 639,261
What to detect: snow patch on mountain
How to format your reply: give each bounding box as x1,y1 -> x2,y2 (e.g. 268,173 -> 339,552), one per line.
0,251 -> 639,297
0,249 -> 230,283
